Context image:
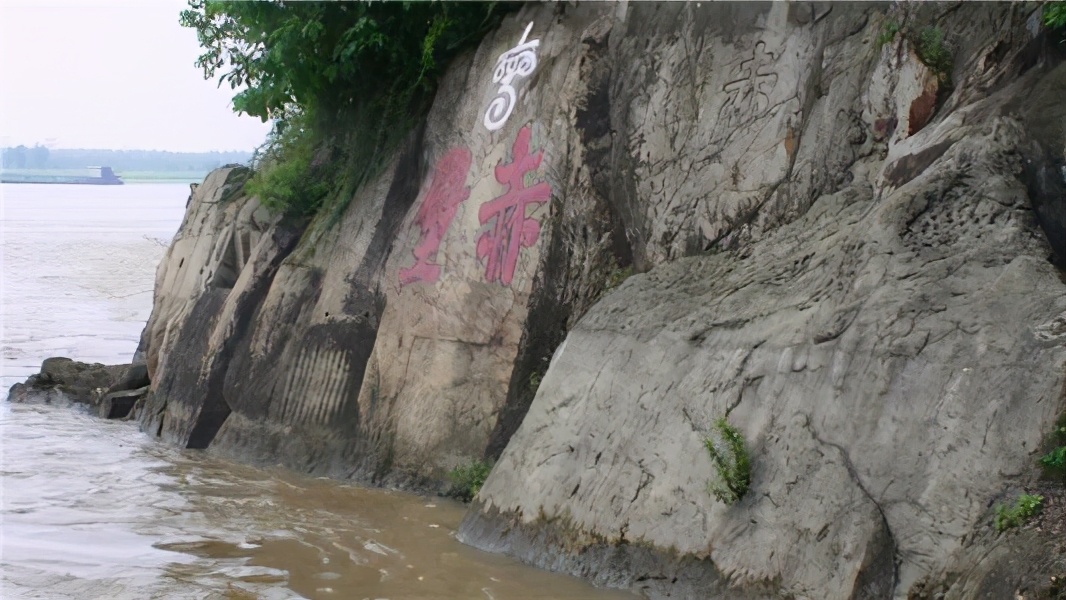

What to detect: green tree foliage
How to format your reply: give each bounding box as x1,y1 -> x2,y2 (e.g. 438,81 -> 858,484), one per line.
1046,2 -> 1066,31
180,1 -> 514,216
243,112 -> 331,215
181,1 -> 505,122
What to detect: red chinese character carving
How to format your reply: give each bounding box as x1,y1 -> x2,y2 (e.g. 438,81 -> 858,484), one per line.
399,147 -> 473,286
476,126 -> 551,286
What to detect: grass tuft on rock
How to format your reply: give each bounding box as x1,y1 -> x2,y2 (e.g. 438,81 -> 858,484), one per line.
1043,446 -> 1066,472
877,19 -> 901,47
705,417 -> 751,505
448,460 -> 493,502
1041,422 -> 1066,481
994,493 -> 1043,532
913,26 -> 953,83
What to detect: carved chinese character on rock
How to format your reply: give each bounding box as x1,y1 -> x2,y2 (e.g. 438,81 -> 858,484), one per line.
476,126 -> 551,286
720,41 -> 779,132
399,147 -> 472,286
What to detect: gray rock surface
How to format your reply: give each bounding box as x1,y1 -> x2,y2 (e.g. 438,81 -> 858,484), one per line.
462,3 -> 1066,599
124,2 -> 1066,598
136,4 -> 627,486
464,121 -> 1066,595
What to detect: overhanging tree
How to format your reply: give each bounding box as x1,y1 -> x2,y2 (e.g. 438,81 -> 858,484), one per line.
180,0 -> 515,215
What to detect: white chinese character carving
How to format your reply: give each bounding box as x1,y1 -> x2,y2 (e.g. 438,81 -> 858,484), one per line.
483,21 -> 539,132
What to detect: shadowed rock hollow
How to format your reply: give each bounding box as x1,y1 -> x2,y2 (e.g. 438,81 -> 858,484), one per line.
107,2 -> 1066,598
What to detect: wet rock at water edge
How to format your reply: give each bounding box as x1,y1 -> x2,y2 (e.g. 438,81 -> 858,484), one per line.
7,357 -> 127,406
98,385 -> 150,420
106,362 -> 149,395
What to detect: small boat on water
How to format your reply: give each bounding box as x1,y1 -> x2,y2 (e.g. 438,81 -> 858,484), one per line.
1,166 -> 124,185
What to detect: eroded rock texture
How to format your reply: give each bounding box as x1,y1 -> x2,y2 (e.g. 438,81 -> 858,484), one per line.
136,2 -> 1066,598
461,3 -> 1066,599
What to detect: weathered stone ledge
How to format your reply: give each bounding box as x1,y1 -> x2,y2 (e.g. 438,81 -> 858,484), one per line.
7,357 -> 150,420
458,502 -> 753,600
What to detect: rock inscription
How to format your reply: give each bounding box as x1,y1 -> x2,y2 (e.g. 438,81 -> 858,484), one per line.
477,125 -> 551,285
720,41 -> 779,131
399,147 -> 473,286
483,22 -> 539,132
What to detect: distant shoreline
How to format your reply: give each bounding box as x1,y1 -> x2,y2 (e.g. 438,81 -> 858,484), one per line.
1,147 -> 254,184
0,168 -> 213,184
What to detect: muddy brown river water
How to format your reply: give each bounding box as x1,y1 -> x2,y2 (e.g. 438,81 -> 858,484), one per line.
0,184 -> 632,599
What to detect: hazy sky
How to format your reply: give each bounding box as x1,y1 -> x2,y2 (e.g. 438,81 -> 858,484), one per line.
0,0 -> 272,152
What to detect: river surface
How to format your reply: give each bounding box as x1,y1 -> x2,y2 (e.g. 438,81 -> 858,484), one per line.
0,184 -> 630,600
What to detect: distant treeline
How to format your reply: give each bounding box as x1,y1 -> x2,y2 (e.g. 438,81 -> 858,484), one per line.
1,145 -> 253,172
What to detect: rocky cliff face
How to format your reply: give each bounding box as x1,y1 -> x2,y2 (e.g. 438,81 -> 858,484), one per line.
136,2 -> 1066,598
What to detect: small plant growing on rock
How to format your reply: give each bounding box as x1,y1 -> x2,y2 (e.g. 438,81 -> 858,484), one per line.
1041,423 -> 1066,480
913,26 -> 953,83
448,460 -> 492,502
528,371 -> 542,393
1043,446 -> 1066,471
604,262 -> 633,292
704,418 -> 751,505
994,493 -> 1044,532
877,20 -> 901,47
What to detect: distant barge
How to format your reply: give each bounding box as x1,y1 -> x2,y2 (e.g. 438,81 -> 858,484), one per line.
1,166 -> 124,185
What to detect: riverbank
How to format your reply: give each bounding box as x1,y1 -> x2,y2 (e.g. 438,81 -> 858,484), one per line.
1,398 -> 630,600
0,182 -> 628,599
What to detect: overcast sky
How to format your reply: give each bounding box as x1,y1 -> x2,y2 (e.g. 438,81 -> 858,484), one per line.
0,0 -> 272,152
